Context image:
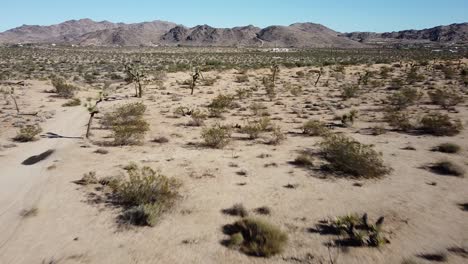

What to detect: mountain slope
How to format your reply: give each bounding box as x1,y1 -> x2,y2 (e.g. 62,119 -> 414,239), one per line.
345,23 -> 468,44
0,19 -> 466,47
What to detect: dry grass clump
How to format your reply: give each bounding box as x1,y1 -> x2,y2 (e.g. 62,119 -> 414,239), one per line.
384,109 -> 413,131
13,125 -> 42,142
302,120 -> 329,136
268,125 -> 286,145
429,160 -> 465,177
428,88 -> 464,109
432,143 -> 461,154
201,124 -> 232,148
340,84 -> 360,99
240,117 -> 271,139
62,97 -> 81,107
74,171 -> 99,185
320,134 -> 391,178
112,165 -> 181,226
293,152 -> 314,167
387,87 -> 423,109
419,113 -> 463,136
224,218 -> 288,257
51,77 -> 78,98
107,102 -> 150,145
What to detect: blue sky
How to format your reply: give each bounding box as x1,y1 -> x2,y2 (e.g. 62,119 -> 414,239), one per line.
1,0 -> 467,32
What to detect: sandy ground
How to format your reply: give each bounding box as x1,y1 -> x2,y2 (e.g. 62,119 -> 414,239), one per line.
0,63 -> 467,264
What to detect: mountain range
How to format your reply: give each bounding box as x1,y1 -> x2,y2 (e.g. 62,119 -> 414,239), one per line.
0,18 -> 466,48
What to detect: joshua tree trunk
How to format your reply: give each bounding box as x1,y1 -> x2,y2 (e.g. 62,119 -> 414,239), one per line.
314,71 -> 322,87
86,111 -> 97,139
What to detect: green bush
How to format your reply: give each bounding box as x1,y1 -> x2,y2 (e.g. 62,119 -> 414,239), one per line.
112,165 -> 181,226
225,218 -> 288,257
201,124 -> 231,148
302,120 -> 329,136
419,113 -> 462,136
320,134 -> 391,178
51,77 -> 78,98
109,102 -> 150,145
13,125 -> 42,142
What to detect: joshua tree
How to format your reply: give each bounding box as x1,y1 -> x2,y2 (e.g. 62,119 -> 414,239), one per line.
311,68 -> 324,87
124,64 -> 145,98
190,67 -> 204,95
84,93 -> 103,139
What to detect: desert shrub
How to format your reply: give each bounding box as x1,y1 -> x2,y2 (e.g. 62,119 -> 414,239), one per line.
224,218 -> 288,257
187,109 -> 207,126
109,102 -> 150,145
112,165 -> 181,226
268,125 -> 286,145
387,87 -> 423,109
428,88 -> 464,109
51,77 -> 78,98
293,152 -> 314,167
316,213 -> 388,247
250,102 -> 268,116
240,117 -> 271,139
201,124 -> 231,148
208,94 -> 234,117
75,171 -> 98,185
429,160 -> 465,177
152,136 -> 169,143
370,125 -> 387,135
340,84 -> 360,99
13,125 -> 42,142
419,113 -> 462,136
302,120 -> 329,136
320,134 -> 391,178
235,88 -> 253,99
432,143 -> 461,154
62,97 -> 81,107
384,109 -> 413,131
235,75 -> 249,83
289,85 -> 303,96
406,67 -> 425,84
341,109 -> 358,127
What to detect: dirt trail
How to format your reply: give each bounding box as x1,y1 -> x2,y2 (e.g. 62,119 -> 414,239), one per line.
0,107 -> 88,254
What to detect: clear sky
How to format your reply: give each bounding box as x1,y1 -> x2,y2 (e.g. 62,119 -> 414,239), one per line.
1,0 -> 467,33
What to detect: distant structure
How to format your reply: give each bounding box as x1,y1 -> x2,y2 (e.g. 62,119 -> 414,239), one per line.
271,48 -> 290,52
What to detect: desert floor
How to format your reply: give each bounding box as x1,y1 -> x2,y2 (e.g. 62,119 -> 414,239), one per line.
0,62 -> 467,264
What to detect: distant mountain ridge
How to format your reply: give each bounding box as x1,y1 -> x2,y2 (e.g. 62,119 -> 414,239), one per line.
0,19 -> 466,47
345,23 -> 468,44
